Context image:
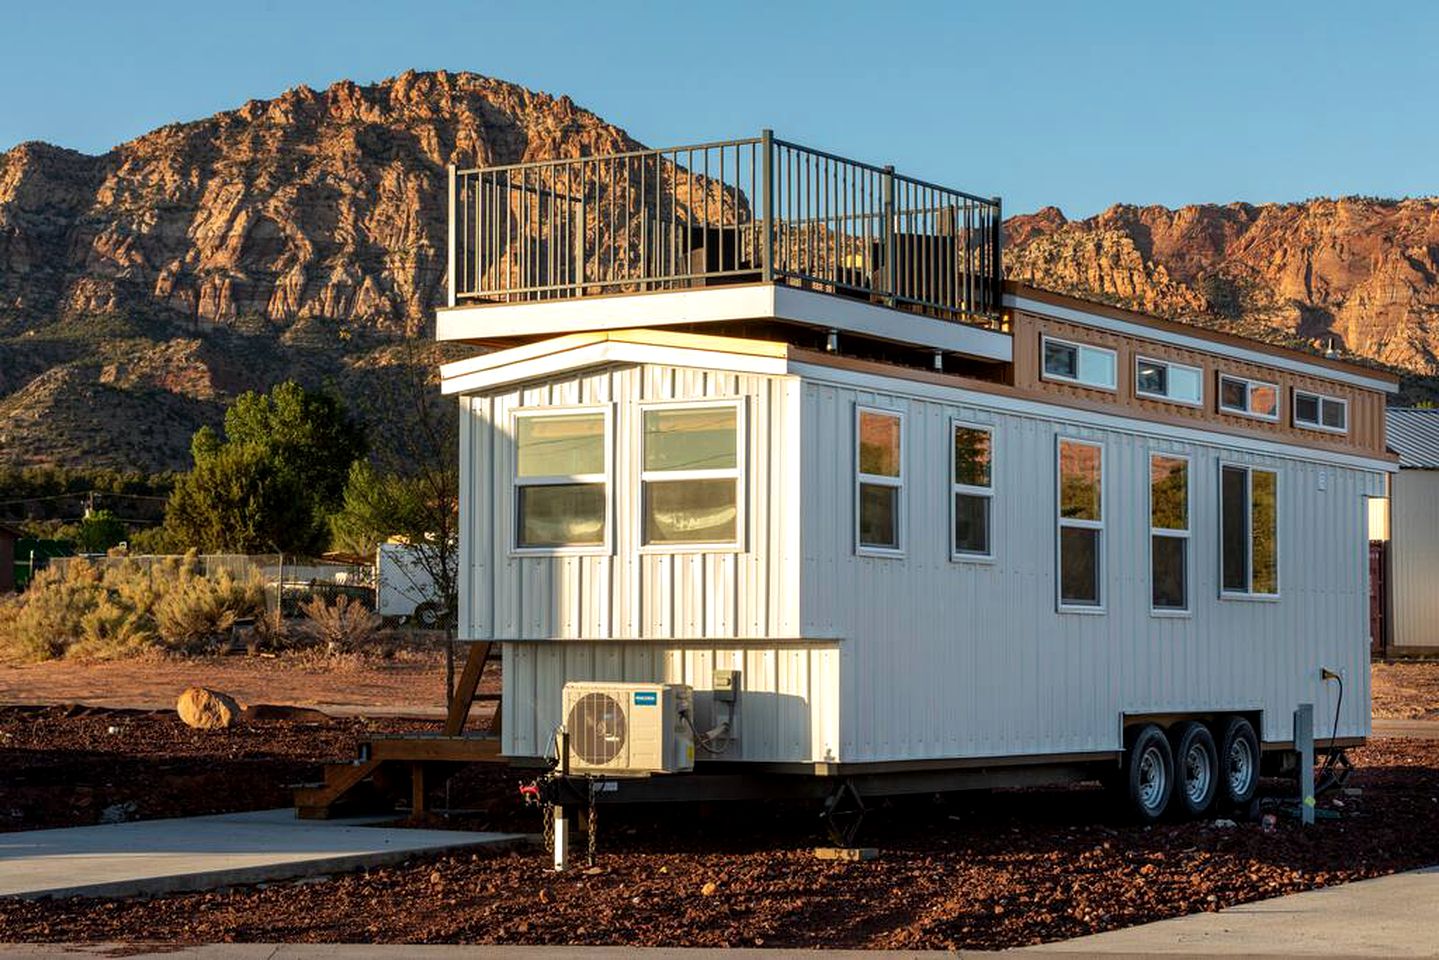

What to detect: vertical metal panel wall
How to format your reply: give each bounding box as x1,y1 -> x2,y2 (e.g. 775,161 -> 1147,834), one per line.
1389,469 -> 1439,652
800,376 -> 1383,762
460,362 -> 841,763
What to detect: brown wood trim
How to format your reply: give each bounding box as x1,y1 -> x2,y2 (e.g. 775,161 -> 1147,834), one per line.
1005,281 -> 1400,386
791,347 -> 1399,464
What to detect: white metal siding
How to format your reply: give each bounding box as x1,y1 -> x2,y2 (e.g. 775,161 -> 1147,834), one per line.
801,378 -> 1382,762
1390,469 -> 1439,651
458,361 -> 837,761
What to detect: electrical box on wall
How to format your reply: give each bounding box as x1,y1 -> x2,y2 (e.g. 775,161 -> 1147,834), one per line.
713,669 -> 740,703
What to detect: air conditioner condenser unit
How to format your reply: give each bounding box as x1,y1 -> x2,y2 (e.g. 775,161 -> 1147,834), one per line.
561,681 -> 695,774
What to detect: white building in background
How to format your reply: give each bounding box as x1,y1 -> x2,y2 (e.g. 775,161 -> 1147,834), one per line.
434,133 -> 1399,822
1379,408 -> 1439,657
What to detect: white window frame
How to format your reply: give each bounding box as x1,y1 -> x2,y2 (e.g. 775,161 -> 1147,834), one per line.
1147,451 -> 1192,617
1135,356 -> 1204,408
855,404 -> 906,558
1218,461 -> 1281,601
1041,335 -> 1118,392
950,420 -> 995,563
510,404 -> 613,557
1292,388 -> 1349,435
1217,373 -> 1281,422
638,398 -> 747,554
1055,436 -> 1105,613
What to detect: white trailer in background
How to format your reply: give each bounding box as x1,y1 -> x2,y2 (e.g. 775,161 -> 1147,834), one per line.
375,543 -> 448,627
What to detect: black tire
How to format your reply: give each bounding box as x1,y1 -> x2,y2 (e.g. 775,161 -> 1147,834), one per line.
1217,716 -> 1260,808
414,602 -> 441,629
1123,724 -> 1174,824
1170,721 -> 1219,819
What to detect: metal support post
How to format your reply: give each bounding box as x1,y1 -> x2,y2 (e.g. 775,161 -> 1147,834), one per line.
446,164 -> 457,308
882,165 -> 896,307
553,805 -> 569,872
760,128 -> 775,283
1294,703 -> 1315,826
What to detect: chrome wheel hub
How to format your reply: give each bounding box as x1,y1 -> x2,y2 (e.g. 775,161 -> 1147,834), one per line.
1138,745 -> 1167,812
1184,743 -> 1212,804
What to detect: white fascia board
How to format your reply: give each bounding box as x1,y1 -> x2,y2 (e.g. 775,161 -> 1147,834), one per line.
438,284 -> 1012,362
437,286 -> 777,341
441,341 -> 789,395
770,286 -> 1012,361
792,360 -> 1399,474
1005,294 -> 1398,394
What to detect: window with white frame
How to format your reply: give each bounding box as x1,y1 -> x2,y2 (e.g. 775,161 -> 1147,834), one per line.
1293,389 -> 1348,433
1042,336 -> 1117,391
856,407 -> 904,554
1220,464 -> 1279,597
1136,356 -> 1203,406
641,403 -> 742,547
513,409 -> 609,550
1057,438 -> 1103,608
1218,374 -> 1280,421
1149,454 -> 1190,612
952,423 -> 993,559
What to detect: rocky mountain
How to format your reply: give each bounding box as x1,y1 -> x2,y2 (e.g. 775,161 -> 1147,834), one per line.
1005,200 -> 1439,376
0,71 -> 639,472
1,71 -> 1434,473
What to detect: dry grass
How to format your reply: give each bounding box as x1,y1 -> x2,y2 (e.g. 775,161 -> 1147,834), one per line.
297,594 -> 386,655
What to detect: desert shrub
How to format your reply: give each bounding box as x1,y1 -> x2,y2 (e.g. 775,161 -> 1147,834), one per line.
152,557 -> 266,653
0,562 -> 108,661
298,594 -> 384,654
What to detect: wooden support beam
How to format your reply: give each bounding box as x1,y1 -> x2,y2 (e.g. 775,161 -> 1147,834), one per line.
445,641 -> 493,736
411,762 -> 427,818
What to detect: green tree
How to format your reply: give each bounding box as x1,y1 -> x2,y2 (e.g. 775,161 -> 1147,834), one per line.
75,509 -> 127,554
164,382 -> 366,554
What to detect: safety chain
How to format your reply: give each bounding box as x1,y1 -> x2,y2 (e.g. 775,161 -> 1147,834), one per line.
587,782 -> 598,866
542,801 -> 554,853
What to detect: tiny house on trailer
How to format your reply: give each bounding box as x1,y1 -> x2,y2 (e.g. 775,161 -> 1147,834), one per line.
434,133 -> 1399,826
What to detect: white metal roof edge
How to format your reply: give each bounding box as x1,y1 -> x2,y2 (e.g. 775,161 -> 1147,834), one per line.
437,284 -> 1012,362
1005,294 -> 1399,394
792,360 -> 1399,474
1385,408 -> 1439,468
440,340 -> 790,395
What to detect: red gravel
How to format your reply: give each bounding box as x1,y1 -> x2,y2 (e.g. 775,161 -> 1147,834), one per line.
1,706 -> 1437,949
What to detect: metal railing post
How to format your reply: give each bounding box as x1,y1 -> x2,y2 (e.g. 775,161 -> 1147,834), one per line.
446,164 -> 457,308
990,196 -> 1003,321
761,129 -> 775,283
882,165 -> 896,307
575,161 -> 587,296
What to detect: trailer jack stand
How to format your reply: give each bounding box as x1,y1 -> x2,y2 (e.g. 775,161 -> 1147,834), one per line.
821,779 -> 867,847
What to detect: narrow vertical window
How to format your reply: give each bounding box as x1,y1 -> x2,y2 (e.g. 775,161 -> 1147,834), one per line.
513,409 -> 609,550
952,424 -> 993,559
1057,438 -> 1103,608
1220,463 -> 1279,597
1150,454 -> 1190,612
641,403 -> 742,547
856,407 -> 903,554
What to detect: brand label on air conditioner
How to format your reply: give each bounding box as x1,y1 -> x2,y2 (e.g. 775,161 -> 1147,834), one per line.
633,691 -> 658,706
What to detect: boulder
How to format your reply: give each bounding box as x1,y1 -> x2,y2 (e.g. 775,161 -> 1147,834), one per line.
176,686 -> 243,730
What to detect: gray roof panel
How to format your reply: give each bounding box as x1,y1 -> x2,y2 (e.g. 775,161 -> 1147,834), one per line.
1387,408 -> 1439,468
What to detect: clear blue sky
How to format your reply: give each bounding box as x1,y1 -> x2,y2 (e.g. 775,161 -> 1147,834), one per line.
2,0 -> 1432,217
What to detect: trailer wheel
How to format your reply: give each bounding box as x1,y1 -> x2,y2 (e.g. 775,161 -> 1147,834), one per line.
414,602 -> 442,629
1170,721 -> 1218,818
1124,724 -> 1174,823
1218,716 -> 1260,808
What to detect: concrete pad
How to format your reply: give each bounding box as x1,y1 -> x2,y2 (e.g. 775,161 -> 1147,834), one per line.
1371,717 -> 1439,740
0,808 -> 523,900
1014,865 -> 1439,957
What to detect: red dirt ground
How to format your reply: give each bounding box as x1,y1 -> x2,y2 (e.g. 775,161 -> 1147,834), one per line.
0,705 -> 1436,950
1372,661 -> 1439,719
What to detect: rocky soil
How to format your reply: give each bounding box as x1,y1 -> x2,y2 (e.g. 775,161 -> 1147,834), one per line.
1372,660 -> 1439,719
1,705 -> 1436,949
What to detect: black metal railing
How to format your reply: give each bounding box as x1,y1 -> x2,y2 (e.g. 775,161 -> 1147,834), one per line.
447,131 -> 1002,325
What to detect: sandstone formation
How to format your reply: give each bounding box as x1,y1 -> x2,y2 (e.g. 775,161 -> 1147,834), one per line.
176,686 -> 242,730
1,71 -> 1435,473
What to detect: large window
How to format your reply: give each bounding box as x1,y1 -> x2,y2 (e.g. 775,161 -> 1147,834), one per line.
1220,464 -> 1279,597
1057,438 -> 1104,609
513,409 -> 609,551
856,407 -> 904,555
952,423 -> 993,560
641,403 -> 742,548
1136,357 -> 1204,407
1218,374 -> 1280,421
1293,389 -> 1348,434
1042,336 -> 1117,391
1150,454 -> 1190,612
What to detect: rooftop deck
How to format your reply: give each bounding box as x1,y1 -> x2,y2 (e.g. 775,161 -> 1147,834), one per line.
445,132 -> 1003,330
